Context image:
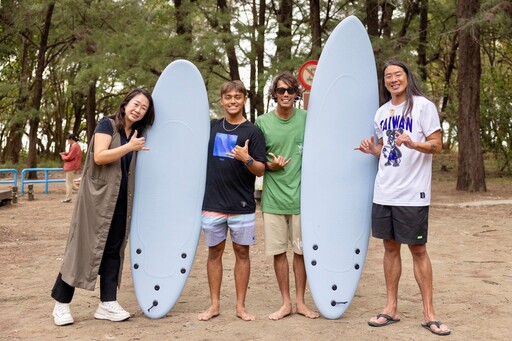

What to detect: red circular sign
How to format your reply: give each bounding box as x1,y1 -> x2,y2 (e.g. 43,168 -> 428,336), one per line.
298,60 -> 318,91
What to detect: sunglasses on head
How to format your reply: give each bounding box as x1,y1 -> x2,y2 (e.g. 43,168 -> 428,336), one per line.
275,87 -> 297,95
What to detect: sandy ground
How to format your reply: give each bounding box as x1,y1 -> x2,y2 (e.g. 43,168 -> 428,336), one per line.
1,164 -> 511,340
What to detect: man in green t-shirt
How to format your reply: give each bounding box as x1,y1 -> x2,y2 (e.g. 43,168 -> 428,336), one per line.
255,72 -> 319,320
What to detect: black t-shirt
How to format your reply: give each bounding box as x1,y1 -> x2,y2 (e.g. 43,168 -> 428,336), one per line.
95,117 -> 133,200
202,119 -> 267,214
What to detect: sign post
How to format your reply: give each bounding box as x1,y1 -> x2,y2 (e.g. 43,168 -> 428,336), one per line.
298,60 -> 318,109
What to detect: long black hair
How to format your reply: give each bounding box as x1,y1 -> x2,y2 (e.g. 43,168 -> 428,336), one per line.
382,60 -> 426,118
111,88 -> 155,134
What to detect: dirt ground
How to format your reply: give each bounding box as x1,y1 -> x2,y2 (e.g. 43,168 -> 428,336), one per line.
1,159 -> 511,340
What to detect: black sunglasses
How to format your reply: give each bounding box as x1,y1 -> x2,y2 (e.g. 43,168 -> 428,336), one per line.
275,87 -> 297,95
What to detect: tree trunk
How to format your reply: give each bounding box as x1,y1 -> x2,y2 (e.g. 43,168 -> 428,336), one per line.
249,1 -> 257,121
174,0 -> 191,36
309,0 -> 321,59
276,0 -> 293,68
380,1 -> 395,38
249,0 -> 266,122
26,2 -> 55,179
255,0 -> 266,119
86,81 -> 97,144
218,0 -> 240,80
366,0 -> 381,104
417,0 -> 428,81
72,91 -> 84,136
366,0 -> 379,37
50,70 -> 64,157
456,0 -> 486,192
2,31 -> 31,165
174,0 -> 193,57
440,32 -> 458,150
2,120 -> 24,165
397,0 -> 420,48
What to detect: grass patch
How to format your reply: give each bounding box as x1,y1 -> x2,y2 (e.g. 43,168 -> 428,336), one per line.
433,151 -> 512,186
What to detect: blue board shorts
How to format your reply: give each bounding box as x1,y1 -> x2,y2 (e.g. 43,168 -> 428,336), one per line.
201,211 -> 256,247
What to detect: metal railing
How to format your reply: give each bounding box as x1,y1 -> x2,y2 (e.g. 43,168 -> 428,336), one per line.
0,168 -> 18,188
20,168 -> 65,194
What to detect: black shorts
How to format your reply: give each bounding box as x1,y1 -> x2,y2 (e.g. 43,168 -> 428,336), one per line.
371,204 -> 429,244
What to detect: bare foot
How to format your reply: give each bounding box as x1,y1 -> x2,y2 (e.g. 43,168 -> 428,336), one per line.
268,304 -> 292,320
197,306 -> 220,321
236,307 -> 255,321
296,303 -> 320,319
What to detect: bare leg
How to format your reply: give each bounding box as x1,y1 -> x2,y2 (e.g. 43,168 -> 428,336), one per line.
369,239 -> 401,325
232,242 -> 255,321
198,241 -> 225,321
409,244 -> 450,334
293,253 -> 319,318
268,252 -> 292,320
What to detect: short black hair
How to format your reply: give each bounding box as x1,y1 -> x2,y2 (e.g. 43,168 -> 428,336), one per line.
66,133 -> 78,142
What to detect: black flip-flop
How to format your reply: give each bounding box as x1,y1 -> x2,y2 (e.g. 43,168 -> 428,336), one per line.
421,321 -> 451,336
368,313 -> 400,327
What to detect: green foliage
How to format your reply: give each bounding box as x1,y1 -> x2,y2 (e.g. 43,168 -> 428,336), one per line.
0,0 -> 510,177
478,0 -> 512,173
0,155 -> 62,172
480,50 -> 512,173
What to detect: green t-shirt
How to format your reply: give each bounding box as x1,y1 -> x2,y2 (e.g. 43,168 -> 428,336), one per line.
255,108 -> 307,214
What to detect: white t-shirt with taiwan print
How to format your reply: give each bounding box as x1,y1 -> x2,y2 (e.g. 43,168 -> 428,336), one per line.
373,96 -> 441,206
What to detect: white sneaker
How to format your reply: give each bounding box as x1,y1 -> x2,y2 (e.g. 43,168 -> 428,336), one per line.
52,302 -> 74,326
94,301 -> 130,322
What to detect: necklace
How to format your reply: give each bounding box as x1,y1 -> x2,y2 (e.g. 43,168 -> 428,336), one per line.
222,118 -> 244,132
387,101 -> 404,117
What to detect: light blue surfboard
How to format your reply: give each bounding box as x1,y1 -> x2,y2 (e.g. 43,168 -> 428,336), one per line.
130,60 -> 209,319
301,16 -> 379,319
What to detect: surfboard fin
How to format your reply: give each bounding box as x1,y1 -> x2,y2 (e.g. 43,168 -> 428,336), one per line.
147,300 -> 159,312
330,300 -> 348,306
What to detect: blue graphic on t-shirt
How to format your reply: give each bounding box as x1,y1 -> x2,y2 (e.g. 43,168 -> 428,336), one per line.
214,132 -> 237,159
382,128 -> 403,167
379,115 -> 413,133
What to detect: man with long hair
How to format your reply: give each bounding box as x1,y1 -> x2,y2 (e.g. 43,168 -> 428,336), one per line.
356,61 -> 450,336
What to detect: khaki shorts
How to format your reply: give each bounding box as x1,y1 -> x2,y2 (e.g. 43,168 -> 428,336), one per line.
263,213 -> 303,255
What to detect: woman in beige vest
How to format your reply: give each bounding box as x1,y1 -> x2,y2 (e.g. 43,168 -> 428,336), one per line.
51,88 -> 155,326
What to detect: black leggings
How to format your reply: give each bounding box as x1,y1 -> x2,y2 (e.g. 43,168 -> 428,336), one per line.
51,196 -> 127,303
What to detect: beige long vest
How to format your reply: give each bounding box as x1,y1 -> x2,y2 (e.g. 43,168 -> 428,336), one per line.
60,119 -> 136,291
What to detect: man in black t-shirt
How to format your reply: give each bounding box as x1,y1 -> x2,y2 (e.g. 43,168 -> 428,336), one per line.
198,81 -> 266,321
